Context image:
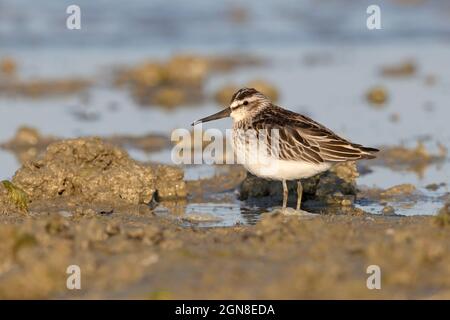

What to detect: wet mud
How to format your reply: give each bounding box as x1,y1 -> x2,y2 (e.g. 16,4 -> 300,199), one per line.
1,46 -> 449,299
1,210 -> 450,299
9,137 -> 185,209
1,134 -> 448,298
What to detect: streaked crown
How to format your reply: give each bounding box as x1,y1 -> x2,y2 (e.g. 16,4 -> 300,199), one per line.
229,88 -> 270,121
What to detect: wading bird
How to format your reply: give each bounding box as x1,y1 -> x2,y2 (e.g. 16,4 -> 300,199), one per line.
192,88 -> 378,211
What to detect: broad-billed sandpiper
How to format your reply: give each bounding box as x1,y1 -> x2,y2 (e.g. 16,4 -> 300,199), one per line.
192,88 -> 378,210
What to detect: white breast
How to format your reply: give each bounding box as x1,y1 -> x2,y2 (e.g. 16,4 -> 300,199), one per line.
232,130 -> 331,181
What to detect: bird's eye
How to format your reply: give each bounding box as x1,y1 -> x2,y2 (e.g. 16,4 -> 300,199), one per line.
243,100 -> 248,105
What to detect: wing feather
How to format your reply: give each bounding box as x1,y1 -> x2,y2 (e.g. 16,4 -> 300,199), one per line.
250,106 -> 379,164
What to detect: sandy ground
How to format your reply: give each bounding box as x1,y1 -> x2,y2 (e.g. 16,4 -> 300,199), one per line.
0,129 -> 448,300
1,209 -> 450,299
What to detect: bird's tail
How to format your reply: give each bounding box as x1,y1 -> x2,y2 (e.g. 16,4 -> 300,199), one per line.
353,144 -> 379,159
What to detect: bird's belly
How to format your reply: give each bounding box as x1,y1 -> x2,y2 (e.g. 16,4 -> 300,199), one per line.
245,158 -> 331,181
233,137 -> 331,181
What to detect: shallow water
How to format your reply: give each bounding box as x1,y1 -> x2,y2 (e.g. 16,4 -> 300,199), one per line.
1,45 -> 449,223
1,1 -> 450,225
3,0 -> 450,48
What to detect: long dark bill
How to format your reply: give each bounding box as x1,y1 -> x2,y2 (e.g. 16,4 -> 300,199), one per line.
191,107 -> 231,126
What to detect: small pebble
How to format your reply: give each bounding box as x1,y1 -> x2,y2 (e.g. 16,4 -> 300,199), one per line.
381,206 -> 396,215
182,213 -> 223,223
366,86 -> 388,106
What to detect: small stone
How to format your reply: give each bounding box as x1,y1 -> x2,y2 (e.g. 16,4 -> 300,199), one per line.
0,57 -> 17,76
385,228 -> 395,236
380,184 -> 416,198
58,210 -> 72,218
74,208 -> 96,217
45,216 -> 70,235
366,86 -> 388,106
425,183 -> 444,191
105,222 -> 121,236
341,199 -> 352,206
381,206 -> 396,215
126,227 -> 145,240
141,254 -> 159,266
182,213 -> 223,223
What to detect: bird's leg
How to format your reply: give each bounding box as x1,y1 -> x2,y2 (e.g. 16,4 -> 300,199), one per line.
296,180 -> 303,211
282,180 -> 288,209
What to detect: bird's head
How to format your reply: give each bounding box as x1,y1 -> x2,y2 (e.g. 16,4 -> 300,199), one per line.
192,88 -> 270,126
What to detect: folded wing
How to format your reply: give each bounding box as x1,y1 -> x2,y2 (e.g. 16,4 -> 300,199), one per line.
252,106 -> 379,164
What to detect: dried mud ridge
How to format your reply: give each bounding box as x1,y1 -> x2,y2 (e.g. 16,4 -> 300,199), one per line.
2,137 -> 186,212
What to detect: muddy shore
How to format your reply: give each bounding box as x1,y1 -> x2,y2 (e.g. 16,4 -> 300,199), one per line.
1,41 -> 450,299
0,135 -> 449,299
1,210 -> 450,299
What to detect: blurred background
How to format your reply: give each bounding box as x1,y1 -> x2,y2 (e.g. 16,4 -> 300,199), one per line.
1,0 -> 450,219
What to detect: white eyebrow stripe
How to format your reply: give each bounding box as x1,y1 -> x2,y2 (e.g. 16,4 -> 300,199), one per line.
231,101 -> 240,108
246,95 -> 259,102
231,93 -> 260,109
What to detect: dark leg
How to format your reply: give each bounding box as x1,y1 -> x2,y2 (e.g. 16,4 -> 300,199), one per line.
296,180 -> 303,210
282,180 -> 288,209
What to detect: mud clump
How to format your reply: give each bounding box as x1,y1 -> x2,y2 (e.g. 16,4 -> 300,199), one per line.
425,183 -> 446,191
359,183 -> 421,207
381,60 -> 417,77
239,162 -> 358,208
0,57 -> 17,77
380,184 -> 416,198
366,86 -> 388,106
1,126 -> 57,164
152,87 -> 187,108
0,56 -> 89,96
0,78 -> 91,97
374,142 -> 447,178
0,181 -> 29,214
11,137 -> 186,206
151,164 -> 187,200
115,57 -> 203,107
381,205 -> 396,215
115,54 -> 263,108
214,79 -> 279,105
435,202 -> 450,226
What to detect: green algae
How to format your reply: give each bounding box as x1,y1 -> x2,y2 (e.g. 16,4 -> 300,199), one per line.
1,180 -> 29,212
